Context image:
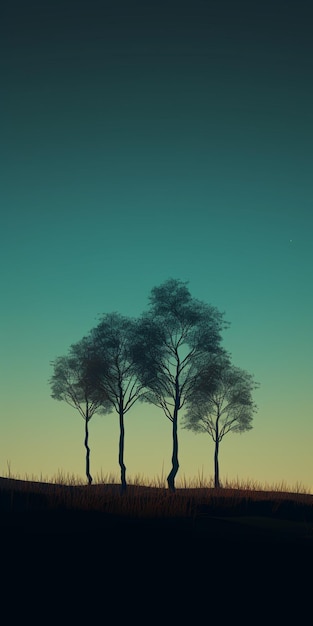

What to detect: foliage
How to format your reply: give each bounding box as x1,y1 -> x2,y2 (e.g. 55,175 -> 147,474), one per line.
183,363 -> 258,439
89,312 -> 145,414
134,279 -> 229,419
50,336 -> 110,418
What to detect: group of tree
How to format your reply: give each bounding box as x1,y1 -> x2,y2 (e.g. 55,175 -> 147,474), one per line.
49,278 -> 258,492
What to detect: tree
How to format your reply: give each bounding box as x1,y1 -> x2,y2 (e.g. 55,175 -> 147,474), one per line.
49,338 -> 111,485
133,278 -> 228,492
88,312 -> 146,493
182,363 -> 259,488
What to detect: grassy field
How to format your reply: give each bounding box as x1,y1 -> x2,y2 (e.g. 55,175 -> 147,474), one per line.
1,471 -> 313,548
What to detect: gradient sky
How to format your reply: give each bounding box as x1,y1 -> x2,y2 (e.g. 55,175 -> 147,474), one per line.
1,0 -> 312,490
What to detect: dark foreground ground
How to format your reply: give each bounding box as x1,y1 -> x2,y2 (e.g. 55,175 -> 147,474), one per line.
1,498 -> 313,544
1,477 -> 313,615
1,476 -> 313,549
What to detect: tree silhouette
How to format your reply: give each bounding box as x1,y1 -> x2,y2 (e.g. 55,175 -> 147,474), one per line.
182,362 -> 258,488
49,337 -> 111,485
88,312 -> 146,493
133,278 -> 228,492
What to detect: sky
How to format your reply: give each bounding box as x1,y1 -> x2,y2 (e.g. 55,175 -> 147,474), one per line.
1,0 -> 312,490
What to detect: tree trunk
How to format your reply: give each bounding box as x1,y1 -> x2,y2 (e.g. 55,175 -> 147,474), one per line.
119,406 -> 127,493
84,418 -> 93,485
167,411 -> 179,492
214,438 -> 220,489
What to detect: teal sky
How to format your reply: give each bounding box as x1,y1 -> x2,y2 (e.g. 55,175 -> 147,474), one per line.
1,0 -> 312,489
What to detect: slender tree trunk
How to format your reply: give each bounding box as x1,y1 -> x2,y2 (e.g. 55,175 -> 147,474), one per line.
84,418 -> 93,485
167,409 -> 179,492
167,376 -> 180,492
119,406 -> 127,493
214,438 -> 220,488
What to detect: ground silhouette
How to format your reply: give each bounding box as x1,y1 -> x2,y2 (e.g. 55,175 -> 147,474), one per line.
1,477 -> 313,551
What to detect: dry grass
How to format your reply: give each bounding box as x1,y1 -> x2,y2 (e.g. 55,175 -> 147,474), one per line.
1,470 -> 313,523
